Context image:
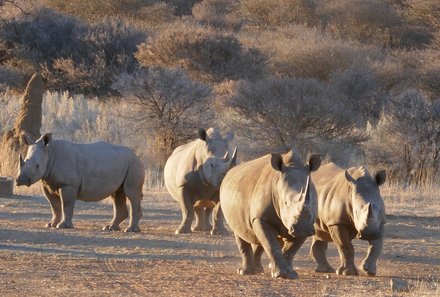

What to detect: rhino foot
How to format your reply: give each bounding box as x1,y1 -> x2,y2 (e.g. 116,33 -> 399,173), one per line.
336,266 -> 359,276
175,225 -> 192,234
315,265 -> 336,273
103,224 -> 121,231
253,265 -> 264,274
46,221 -> 59,228
192,225 -> 211,232
237,266 -> 254,275
360,261 -> 377,276
271,268 -> 298,279
210,228 -> 229,236
56,222 -> 74,229
125,226 -> 141,232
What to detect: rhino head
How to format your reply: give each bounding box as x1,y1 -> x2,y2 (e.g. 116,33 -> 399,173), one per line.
197,128 -> 237,188
345,167 -> 386,241
272,151 -> 322,238
16,133 -> 52,187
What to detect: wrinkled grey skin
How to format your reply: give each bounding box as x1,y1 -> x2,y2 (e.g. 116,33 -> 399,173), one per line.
221,151 -> 322,279
164,128 -> 237,235
310,163 -> 386,276
16,133 -> 145,232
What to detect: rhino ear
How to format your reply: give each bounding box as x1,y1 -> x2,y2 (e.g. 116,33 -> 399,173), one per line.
270,153 -> 283,172
20,133 -> 35,146
198,128 -> 207,141
308,154 -> 322,172
43,133 -> 52,146
374,170 -> 386,186
226,131 -> 234,143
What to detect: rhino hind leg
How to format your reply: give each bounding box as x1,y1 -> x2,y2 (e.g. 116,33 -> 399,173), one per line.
192,207 -> 212,231
329,226 -> 359,276
103,189 -> 128,231
235,235 -> 257,275
311,238 -> 335,273
122,168 -> 143,233
42,186 -> 62,228
175,188 -> 195,234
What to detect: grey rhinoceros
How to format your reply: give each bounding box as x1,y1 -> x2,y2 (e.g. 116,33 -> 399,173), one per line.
16,133 -> 145,232
164,127 -> 237,235
220,151 -> 321,279
310,163 -> 386,276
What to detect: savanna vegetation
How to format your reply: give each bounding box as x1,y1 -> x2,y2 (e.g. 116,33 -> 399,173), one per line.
1,0 -> 440,187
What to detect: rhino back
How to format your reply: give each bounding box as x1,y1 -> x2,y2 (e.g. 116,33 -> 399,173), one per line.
221,154 -> 278,244
47,140 -> 140,201
312,163 -> 354,229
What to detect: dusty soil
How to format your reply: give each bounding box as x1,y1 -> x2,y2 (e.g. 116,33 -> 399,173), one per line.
0,192 -> 439,297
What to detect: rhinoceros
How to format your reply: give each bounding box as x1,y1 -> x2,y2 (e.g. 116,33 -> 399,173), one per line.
16,133 -> 145,232
310,163 -> 386,276
164,128 -> 237,235
220,151 -> 321,279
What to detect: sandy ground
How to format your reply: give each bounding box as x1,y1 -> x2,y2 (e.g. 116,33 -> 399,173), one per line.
0,191 -> 439,297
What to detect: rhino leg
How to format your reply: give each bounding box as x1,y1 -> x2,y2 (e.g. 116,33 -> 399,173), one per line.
252,244 -> 264,274
57,186 -> 77,229
211,203 -> 228,235
235,235 -> 256,275
42,186 -> 62,228
253,219 -> 298,279
311,237 -> 335,273
282,236 -> 307,272
122,167 -> 143,233
329,225 -> 359,276
175,188 -> 194,234
103,189 -> 128,231
192,207 -> 211,231
360,229 -> 383,276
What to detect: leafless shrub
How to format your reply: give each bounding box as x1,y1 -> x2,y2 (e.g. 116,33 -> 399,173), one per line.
112,67 -> 212,166
238,25 -> 383,80
318,0 -> 402,44
0,8 -> 146,96
218,77 -> 366,157
236,0 -> 319,28
365,89 -> 440,186
136,20 -> 267,82
192,0 -> 242,31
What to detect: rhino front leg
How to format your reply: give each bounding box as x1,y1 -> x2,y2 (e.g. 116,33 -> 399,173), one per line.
176,187 -> 194,234
282,236 -> 307,272
329,225 -> 358,276
253,219 -> 297,279
103,190 -> 128,231
42,186 -> 62,228
57,186 -> 77,229
235,235 -> 256,275
252,244 -> 265,274
360,228 -> 383,276
211,203 -> 228,235
311,237 -> 335,273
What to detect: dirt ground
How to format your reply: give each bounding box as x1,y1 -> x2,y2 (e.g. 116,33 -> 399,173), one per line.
0,191 -> 439,297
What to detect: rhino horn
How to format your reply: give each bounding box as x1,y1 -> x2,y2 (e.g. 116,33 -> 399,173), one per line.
303,174 -> 311,202
222,151 -> 229,161
228,147 -> 238,167
19,154 -> 25,168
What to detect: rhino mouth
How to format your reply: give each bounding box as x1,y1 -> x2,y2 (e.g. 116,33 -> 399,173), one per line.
15,178 -> 31,187
289,224 -> 315,238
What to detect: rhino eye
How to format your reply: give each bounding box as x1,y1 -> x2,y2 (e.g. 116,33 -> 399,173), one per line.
36,164 -> 39,169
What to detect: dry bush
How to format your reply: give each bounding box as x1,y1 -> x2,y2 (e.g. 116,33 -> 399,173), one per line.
0,8 -> 146,96
238,25 -> 383,80
236,0 -> 319,28
135,20 -> 267,82
112,67 -> 212,166
192,0 -> 242,31
218,76 -> 365,158
365,89 -> 440,187
317,0 -> 402,45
